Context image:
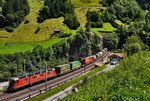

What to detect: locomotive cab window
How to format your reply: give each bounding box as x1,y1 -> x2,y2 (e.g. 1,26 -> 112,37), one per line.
40,74 -> 44,76
32,76 -> 36,79
47,72 -> 50,74
16,80 -> 19,83
24,78 -> 28,81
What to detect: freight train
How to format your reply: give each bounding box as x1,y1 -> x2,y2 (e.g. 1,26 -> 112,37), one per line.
8,48 -> 107,91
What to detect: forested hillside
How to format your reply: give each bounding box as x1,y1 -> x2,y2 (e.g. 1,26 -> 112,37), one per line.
136,0 -> 150,10
0,0 -> 30,29
0,0 -> 150,84
0,29 -> 101,81
100,0 -> 150,53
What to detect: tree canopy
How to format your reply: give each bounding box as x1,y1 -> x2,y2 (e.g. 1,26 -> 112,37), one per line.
0,0 -> 30,28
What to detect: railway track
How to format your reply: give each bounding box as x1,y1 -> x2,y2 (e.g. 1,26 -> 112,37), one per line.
0,51 -> 110,101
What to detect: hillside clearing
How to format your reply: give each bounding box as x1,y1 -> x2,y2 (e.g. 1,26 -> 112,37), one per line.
72,0 -> 103,6
91,23 -> 117,31
0,38 -> 64,54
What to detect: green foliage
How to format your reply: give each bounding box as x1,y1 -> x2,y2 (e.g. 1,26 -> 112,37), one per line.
63,14 -> 80,30
0,0 -> 30,28
0,86 -> 8,92
135,0 -> 150,10
5,26 -> 14,32
2,71 -> 11,81
0,0 -> 4,7
38,0 -> 80,29
103,33 -> 119,51
85,10 -> 103,28
59,33 -> 72,38
123,35 -> 147,55
108,0 -> 144,24
62,51 -> 150,100
115,24 -> 130,49
99,1 -> 108,7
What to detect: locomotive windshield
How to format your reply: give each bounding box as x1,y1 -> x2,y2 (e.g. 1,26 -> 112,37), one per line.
9,79 -> 15,88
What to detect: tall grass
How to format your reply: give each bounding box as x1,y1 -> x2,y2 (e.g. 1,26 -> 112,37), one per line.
0,38 -> 64,54
62,51 -> 150,101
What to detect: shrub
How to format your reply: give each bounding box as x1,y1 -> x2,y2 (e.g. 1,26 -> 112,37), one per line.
96,20 -> 103,27
5,26 -> 14,32
91,22 -> 97,28
63,14 -> 80,30
59,33 -> 72,38
102,1 -> 108,7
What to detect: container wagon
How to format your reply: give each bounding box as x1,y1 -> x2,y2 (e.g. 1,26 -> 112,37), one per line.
70,61 -> 81,70
55,64 -> 70,75
80,56 -> 94,65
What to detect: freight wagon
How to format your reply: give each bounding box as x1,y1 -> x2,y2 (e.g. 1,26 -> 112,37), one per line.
55,64 -> 70,75
70,61 -> 81,70
80,56 -> 94,65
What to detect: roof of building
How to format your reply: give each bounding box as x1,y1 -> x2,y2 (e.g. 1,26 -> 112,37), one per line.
54,29 -> 61,32
109,53 -> 125,58
95,62 -> 104,67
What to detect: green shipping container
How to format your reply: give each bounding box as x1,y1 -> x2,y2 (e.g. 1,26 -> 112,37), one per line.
70,61 -> 81,70
55,64 -> 70,74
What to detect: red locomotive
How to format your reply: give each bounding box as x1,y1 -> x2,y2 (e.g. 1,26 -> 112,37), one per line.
8,68 -> 56,91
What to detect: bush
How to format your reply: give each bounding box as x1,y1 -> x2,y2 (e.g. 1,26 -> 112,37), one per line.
5,26 -> 14,32
102,1 -> 108,7
91,21 -> 103,28
63,14 -> 80,30
91,22 -> 97,28
2,71 -> 11,81
96,20 -> 103,27
123,35 -> 146,55
59,33 -> 72,38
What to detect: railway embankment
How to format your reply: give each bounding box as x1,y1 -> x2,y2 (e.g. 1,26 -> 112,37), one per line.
43,60 -> 116,101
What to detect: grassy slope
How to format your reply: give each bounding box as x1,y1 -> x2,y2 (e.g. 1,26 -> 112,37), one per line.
0,0 -> 106,44
0,38 -> 64,54
0,0 -> 67,54
91,23 -> 117,31
62,51 -> 150,100
72,0 -> 103,6
0,0 -> 68,44
0,0 -> 117,54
